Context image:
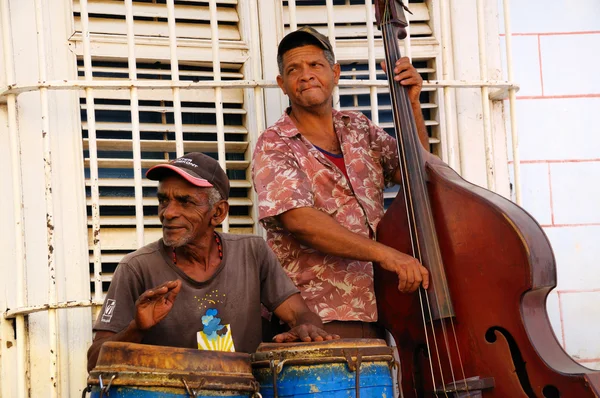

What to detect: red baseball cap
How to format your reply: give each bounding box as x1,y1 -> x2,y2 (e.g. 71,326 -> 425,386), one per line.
146,152 -> 230,200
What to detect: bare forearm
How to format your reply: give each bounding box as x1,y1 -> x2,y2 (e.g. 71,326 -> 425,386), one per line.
278,208 -> 429,292
272,294 -> 338,342
274,293 -> 323,329
294,309 -> 323,328
87,320 -> 144,372
278,207 -> 393,264
412,100 -> 429,150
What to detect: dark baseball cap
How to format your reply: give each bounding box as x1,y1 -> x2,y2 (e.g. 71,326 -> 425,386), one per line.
277,26 -> 334,60
146,152 -> 230,200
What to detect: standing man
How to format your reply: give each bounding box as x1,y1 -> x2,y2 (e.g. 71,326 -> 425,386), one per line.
252,27 -> 430,338
88,152 -> 337,372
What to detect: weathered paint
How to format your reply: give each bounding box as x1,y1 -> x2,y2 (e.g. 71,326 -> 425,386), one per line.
254,361 -> 393,397
88,342 -> 258,397
252,339 -> 394,398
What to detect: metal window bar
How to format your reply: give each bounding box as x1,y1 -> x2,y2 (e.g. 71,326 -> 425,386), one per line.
502,0 -> 522,204
1,0 -> 28,396
209,0 -> 229,232
476,0 -> 496,191
1,78 -> 518,96
32,0 -> 60,396
288,0 -> 297,30
365,0 -> 379,125
438,0 -> 459,172
404,0 -> 412,59
166,0 -> 185,157
248,0 -> 266,135
124,0 -> 145,248
239,0 -> 266,240
325,0 -> 340,110
79,0 -> 104,320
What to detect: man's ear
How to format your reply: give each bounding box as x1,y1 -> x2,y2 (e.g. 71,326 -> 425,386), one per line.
210,201 -> 229,227
276,75 -> 287,95
333,63 -> 341,85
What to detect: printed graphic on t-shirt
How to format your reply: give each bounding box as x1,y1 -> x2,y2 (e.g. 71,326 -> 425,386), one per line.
101,299 -> 116,323
197,308 -> 235,352
195,289 -> 227,310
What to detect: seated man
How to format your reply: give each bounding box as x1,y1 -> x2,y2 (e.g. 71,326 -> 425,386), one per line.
87,152 -> 336,372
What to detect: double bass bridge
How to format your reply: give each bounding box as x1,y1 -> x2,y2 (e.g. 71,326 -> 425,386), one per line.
433,376 -> 495,397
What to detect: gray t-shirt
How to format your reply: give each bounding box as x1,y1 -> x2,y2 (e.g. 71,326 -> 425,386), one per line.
93,233 -> 299,353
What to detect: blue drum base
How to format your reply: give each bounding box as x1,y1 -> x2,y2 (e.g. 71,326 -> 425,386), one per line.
254,361 -> 394,398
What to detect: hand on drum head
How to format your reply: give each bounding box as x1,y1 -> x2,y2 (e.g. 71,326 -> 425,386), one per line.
134,280 -> 182,331
272,324 -> 340,343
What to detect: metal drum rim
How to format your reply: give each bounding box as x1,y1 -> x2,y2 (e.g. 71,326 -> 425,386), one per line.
251,339 -> 394,368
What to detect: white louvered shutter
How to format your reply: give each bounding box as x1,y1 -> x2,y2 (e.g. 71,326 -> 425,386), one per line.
70,0 -> 257,299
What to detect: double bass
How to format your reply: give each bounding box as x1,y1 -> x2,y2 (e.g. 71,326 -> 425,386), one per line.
373,1 -> 600,396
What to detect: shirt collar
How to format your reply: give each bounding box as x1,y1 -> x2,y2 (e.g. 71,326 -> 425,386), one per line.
272,107 -> 351,138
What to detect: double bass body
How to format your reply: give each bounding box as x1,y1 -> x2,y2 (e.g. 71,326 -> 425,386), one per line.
376,153 -> 600,397
373,1 -> 600,396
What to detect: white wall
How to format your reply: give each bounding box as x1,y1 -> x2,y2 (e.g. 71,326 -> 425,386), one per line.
500,0 -> 600,369
0,1 -> 92,396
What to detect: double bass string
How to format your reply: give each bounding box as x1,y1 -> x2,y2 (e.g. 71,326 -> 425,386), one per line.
387,16 -> 470,392
381,3 -> 470,395
380,16 -> 450,396
412,85 -> 471,396
380,12 -> 445,396
384,20 -> 466,395
383,29 -> 454,393
384,9 -> 472,396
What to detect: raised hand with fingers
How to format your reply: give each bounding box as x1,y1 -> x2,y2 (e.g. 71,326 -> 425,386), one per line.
273,324 -> 340,343
380,56 -> 423,104
134,279 -> 182,330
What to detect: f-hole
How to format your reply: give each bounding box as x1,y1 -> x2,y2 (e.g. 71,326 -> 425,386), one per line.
486,326 -> 537,398
543,385 -> 560,398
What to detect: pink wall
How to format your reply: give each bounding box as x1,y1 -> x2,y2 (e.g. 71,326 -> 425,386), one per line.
500,1 -> 600,368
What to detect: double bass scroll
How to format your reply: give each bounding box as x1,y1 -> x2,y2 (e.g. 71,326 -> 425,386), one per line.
373,1 -> 600,397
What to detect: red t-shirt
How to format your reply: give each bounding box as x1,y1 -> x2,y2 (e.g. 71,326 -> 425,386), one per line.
314,145 -> 350,181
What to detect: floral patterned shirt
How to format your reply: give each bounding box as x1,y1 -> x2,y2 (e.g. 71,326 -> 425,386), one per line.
252,109 -> 399,322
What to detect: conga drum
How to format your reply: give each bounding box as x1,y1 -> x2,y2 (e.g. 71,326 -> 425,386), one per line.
87,342 -> 260,397
251,339 -> 395,397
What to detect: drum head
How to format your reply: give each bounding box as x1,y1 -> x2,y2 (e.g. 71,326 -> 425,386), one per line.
252,338 -> 393,366
88,342 -> 258,392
